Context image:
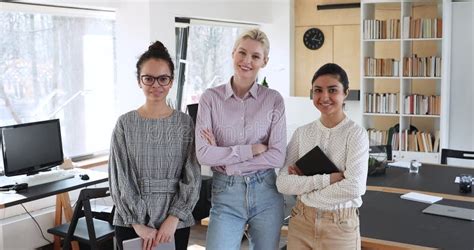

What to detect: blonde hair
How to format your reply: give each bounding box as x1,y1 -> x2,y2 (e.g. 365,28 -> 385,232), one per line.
233,28 -> 270,58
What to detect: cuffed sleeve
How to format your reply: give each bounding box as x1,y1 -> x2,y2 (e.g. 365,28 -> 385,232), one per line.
168,118 -> 202,221
277,127 -> 330,195
108,118 -> 147,225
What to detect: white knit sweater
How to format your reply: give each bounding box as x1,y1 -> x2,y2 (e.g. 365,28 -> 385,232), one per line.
276,116 -> 369,210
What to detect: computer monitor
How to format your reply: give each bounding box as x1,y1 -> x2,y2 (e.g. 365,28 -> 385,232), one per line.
1,119 -> 64,176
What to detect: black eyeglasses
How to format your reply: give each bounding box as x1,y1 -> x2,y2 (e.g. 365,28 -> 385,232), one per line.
140,75 -> 173,86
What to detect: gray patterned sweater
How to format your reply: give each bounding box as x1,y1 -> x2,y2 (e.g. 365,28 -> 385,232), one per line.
109,110 -> 201,229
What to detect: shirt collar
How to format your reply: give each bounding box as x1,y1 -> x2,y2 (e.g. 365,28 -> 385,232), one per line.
316,115 -> 349,131
224,77 -> 259,100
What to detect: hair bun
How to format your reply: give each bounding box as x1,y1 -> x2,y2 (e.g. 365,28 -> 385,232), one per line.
148,41 -> 168,53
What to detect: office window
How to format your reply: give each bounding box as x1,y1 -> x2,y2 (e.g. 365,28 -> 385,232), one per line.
0,3 -> 116,170
173,19 -> 257,111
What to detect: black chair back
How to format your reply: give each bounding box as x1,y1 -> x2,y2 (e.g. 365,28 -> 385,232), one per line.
187,103 -> 198,124
440,148 -> 474,164
48,187 -> 114,250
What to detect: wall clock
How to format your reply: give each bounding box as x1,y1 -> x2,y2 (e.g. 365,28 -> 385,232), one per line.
303,28 -> 324,50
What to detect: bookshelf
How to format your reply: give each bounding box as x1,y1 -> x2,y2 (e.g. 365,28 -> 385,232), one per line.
360,0 -> 451,163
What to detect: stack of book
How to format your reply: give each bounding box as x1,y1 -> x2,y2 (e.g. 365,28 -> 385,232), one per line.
364,57 -> 400,77
363,19 -> 400,39
403,17 -> 442,39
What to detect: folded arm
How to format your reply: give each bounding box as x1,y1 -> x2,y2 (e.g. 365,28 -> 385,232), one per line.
276,127 -> 331,195
224,95 -> 287,174
195,91 -> 254,166
304,129 -> 369,207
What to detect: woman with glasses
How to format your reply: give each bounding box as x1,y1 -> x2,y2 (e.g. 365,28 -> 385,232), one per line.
109,41 -> 201,250
196,29 -> 286,250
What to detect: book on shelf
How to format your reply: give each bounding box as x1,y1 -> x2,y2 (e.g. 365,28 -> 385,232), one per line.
404,94 -> 441,115
364,19 -> 400,39
403,17 -> 442,39
417,132 -> 425,152
370,128 -> 439,153
364,57 -> 400,77
403,55 -> 442,77
413,131 -> 418,152
422,132 -> 428,152
433,131 -> 440,153
365,93 -> 399,114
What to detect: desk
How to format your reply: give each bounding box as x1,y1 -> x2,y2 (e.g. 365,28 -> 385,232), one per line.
362,164 -> 474,249
0,168 -> 108,250
367,164 -> 474,202
360,190 -> 474,249
274,164 -> 474,249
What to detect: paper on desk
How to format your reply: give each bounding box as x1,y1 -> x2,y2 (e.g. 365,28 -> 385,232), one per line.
388,161 -> 410,168
400,192 -> 442,204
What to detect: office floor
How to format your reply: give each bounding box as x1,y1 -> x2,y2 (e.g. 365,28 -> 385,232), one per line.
87,165 -> 288,249
188,224 -> 288,250
39,224 -> 287,250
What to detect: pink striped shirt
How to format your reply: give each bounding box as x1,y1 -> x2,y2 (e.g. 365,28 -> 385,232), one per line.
195,80 -> 287,176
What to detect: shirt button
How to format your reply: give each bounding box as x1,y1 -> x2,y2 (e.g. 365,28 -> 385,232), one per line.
241,116 -> 244,120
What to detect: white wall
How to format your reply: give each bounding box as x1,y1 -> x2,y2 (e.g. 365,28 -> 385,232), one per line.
260,0 -> 293,97
285,97 -> 362,142
445,1 -> 474,168
114,1 -> 152,114
449,1 -> 474,153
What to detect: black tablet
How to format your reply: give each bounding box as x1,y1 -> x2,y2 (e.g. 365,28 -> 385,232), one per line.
295,146 -> 339,176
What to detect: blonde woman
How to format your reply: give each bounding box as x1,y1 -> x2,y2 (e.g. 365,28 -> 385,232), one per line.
196,29 -> 286,250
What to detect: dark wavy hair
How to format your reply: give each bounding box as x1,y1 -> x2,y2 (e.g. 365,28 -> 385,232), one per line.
135,41 -> 175,81
311,63 -> 349,93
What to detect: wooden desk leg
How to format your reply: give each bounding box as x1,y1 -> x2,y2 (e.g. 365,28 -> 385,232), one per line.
54,193 -> 80,250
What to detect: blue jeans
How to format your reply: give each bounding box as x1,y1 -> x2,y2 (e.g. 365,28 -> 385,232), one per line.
206,169 -> 284,250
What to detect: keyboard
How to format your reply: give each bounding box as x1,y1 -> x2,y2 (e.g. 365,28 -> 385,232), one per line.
18,170 -> 75,187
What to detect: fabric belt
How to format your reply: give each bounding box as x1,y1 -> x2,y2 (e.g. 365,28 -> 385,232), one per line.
139,178 -> 179,194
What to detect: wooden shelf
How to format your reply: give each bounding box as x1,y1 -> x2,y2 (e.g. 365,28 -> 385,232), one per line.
364,113 -> 400,117
363,76 -> 400,79
402,114 -> 440,118
361,0 -> 449,164
363,39 -> 401,42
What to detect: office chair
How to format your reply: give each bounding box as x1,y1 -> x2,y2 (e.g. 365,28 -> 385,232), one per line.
440,148 -> 474,165
47,187 -> 115,250
186,103 -> 198,125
